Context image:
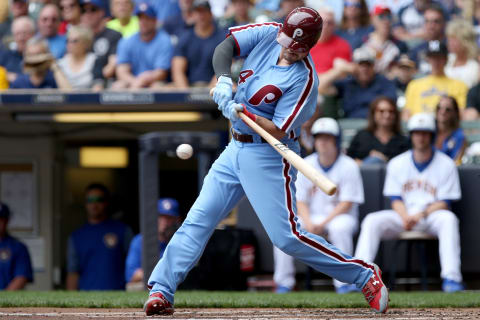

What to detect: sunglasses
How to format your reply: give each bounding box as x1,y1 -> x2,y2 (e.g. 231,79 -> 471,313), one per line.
67,38 -> 80,43
378,13 -> 392,21
86,196 -> 106,203
425,18 -> 443,24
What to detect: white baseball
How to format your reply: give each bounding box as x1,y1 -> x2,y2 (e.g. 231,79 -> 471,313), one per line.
176,144 -> 193,160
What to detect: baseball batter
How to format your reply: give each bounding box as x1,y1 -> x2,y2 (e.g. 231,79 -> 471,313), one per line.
355,113 -> 464,292
274,118 -> 364,294
144,7 -> 388,316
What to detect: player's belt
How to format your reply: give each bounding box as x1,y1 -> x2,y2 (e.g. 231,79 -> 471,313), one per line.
232,129 -> 266,143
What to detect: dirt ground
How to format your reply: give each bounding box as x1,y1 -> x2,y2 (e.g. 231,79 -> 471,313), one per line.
0,308 -> 479,319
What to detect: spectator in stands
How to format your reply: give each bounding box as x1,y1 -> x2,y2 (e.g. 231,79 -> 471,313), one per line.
310,6 -> 352,75
347,96 -> 410,165
0,202 -> 34,290
80,0 -> 122,90
403,40 -> 468,119
37,4 -> 67,59
125,198 -> 181,289
66,183 -> 133,290
0,16 -> 35,83
360,5 -> 407,75
408,4 -> 447,76
318,46 -> 397,119
0,0 -> 29,43
435,96 -> 466,164
218,0 -> 254,30
149,0 -> 181,26
10,37 -> 59,89
336,0 -> 373,50
106,0 -> 139,38
274,118 -> 364,294
355,112 -> 465,293
58,25 -> 95,89
465,82 -> 480,120
163,0 -> 195,39
59,0 -> 82,35
113,1 -> 173,89
393,0 -> 443,43
390,54 -> 417,97
445,19 -> 479,89
171,0 -> 226,88
275,0 -> 305,23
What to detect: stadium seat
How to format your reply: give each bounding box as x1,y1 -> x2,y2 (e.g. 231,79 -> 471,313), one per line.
388,231 -> 437,291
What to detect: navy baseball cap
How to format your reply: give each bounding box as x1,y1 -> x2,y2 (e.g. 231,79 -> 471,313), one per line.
80,0 -> 109,13
135,1 -> 157,19
157,198 -> 179,217
0,202 -> 10,219
426,40 -> 448,56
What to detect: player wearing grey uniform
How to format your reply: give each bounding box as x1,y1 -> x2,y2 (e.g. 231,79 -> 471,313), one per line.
143,7 -> 389,316
355,113 -> 464,292
274,118 -> 364,294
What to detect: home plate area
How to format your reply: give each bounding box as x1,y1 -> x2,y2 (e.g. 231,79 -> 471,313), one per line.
0,308 -> 479,319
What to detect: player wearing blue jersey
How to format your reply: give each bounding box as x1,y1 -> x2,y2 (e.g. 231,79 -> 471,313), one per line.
144,7 -> 389,316
0,202 -> 33,290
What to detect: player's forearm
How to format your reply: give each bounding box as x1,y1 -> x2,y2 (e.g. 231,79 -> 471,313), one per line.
423,201 -> 449,218
254,115 -> 286,140
6,276 -> 28,290
325,201 -> 352,224
392,200 -> 409,219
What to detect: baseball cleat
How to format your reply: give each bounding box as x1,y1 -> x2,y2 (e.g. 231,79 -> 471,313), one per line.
362,263 -> 389,313
143,292 -> 174,316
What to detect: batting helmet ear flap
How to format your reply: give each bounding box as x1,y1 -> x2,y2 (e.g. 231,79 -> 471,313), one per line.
276,7 -> 323,53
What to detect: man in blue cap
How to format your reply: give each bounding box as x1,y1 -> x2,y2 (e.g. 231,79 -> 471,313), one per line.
125,198 -> 181,286
80,0 -> 122,89
113,1 -> 173,88
0,201 -> 33,290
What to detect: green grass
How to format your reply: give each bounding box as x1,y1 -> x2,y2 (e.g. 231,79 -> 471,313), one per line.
0,291 -> 478,308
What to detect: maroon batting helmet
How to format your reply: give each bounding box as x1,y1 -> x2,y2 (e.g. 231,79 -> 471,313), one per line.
276,7 -> 323,53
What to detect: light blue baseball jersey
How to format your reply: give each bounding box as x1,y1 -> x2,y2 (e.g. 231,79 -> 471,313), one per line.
229,23 -> 319,140
147,22 -> 375,305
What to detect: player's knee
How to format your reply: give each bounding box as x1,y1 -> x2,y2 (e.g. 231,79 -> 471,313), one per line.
360,213 -> 377,230
439,211 -> 459,226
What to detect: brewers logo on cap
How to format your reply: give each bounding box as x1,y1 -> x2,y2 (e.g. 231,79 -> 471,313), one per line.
103,233 -> 118,248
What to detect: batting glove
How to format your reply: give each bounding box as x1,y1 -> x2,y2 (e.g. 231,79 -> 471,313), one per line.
222,100 -> 243,122
213,76 -> 233,110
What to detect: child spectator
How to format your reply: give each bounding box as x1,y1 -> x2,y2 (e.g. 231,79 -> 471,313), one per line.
59,0 -> 82,35
106,0 -> 139,38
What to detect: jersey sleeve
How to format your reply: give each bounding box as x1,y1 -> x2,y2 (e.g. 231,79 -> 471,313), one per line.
13,242 -> 33,282
383,158 -> 403,197
273,58 -> 318,133
115,37 -> 130,65
436,158 -> 462,201
228,22 -> 282,57
125,235 -> 142,282
338,159 -> 364,204
154,33 -> 173,70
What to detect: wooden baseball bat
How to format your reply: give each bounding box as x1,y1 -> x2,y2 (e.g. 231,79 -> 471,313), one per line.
238,112 -> 337,195
209,88 -> 336,195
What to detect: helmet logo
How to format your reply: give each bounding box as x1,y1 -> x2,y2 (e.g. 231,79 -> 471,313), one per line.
293,28 -> 303,39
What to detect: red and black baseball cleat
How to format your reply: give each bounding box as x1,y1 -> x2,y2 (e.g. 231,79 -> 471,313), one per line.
362,263 -> 389,313
143,292 -> 174,316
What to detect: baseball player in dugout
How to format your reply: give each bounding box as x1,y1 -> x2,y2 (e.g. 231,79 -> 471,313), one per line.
274,118 -> 364,294
355,113 -> 465,293
144,7 -> 389,316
